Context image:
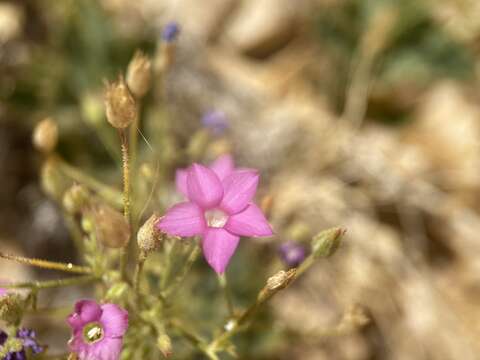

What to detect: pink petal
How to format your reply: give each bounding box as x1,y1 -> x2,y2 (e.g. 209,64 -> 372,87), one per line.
209,154 -> 234,180
71,336 -> 123,360
156,202 -> 206,237
100,303 -> 129,338
175,168 -> 189,197
225,204 -> 273,237
68,299 -> 102,330
202,228 -> 240,274
187,164 -> 223,209
0,288 -> 6,297
220,170 -> 259,214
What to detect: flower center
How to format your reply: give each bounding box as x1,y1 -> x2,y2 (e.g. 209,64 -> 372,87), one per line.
204,209 -> 228,228
82,322 -> 104,344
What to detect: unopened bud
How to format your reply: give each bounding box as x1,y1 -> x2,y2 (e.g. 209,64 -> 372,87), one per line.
104,76 -> 137,129
126,51 -> 152,98
137,214 -> 163,253
92,203 -> 130,248
41,158 -> 67,200
104,282 -> 129,302
63,184 -> 90,214
311,227 -> 345,258
33,118 -> 58,153
157,333 -> 172,358
0,293 -> 23,325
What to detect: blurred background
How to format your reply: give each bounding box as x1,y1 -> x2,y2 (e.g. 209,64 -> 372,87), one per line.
2,0 -> 480,358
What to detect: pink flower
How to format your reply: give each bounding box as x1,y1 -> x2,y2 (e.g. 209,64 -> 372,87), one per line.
0,288 -> 6,297
157,154 -> 273,273
67,299 -> 128,360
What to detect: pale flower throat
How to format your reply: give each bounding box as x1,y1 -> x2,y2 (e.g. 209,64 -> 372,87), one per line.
205,209 -> 228,228
83,322 -> 104,344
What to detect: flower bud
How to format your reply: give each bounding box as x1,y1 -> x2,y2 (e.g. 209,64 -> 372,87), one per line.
0,293 -> 23,325
157,333 -> 172,358
91,203 -> 130,248
104,76 -> 137,129
137,214 -> 163,253
32,117 -> 58,153
311,227 -> 345,258
41,157 -> 67,200
63,184 -> 90,214
126,51 -> 152,99
104,282 -> 129,302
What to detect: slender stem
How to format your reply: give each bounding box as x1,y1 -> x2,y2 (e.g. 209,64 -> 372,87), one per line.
218,274 -> 235,317
2,275 -> 98,290
169,319 -> 218,360
129,105 -> 141,176
163,245 -> 200,297
0,252 -> 92,274
133,251 -> 147,292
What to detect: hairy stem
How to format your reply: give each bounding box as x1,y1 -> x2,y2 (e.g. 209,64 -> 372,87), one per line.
0,252 -> 92,274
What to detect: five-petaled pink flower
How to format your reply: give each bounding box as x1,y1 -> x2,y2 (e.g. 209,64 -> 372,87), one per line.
156,154 -> 273,273
67,299 -> 128,360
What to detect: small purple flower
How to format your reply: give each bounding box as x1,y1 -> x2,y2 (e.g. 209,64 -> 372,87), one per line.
0,288 -> 6,297
157,154 -> 274,274
201,111 -> 229,135
0,328 -> 43,360
162,22 -> 180,42
67,299 -> 128,360
279,242 -> 306,268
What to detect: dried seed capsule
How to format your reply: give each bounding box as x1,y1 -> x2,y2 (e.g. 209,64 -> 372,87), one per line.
126,51 -> 152,99
32,118 -> 58,153
137,214 -> 163,253
104,76 -> 137,129
92,203 -> 130,248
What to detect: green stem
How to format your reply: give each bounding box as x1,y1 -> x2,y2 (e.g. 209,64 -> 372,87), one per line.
218,274 -> 235,317
0,252 -> 92,274
2,275 -> 98,290
133,251 -> 147,293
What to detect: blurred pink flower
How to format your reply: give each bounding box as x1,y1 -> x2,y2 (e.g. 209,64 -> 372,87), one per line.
157,154 -> 273,273
67,299 -> 128,360
0,288 -> 6,297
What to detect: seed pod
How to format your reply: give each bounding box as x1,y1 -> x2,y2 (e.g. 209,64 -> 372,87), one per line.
137,214 -> 163,253
0,293 -> 23,325
33,118 -> 58,153
126,51 -> 152,99
92,203 -> 130,248
104,76 -> 137,129
63,184 -> 90,214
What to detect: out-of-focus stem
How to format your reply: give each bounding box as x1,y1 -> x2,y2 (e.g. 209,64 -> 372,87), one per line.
2,275 -> 97,290
163,245 -> 200,297
218,274 -> 235,317
0,252 -> 92,274
57,156 -> 123,209
133,250 -> 147,293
